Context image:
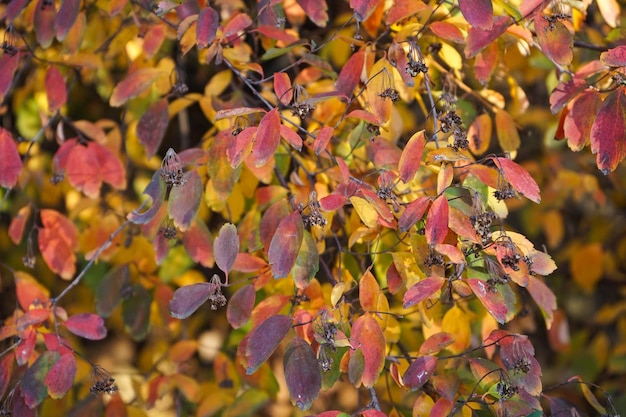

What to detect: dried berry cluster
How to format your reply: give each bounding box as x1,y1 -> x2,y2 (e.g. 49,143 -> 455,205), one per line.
90,366 -> 119,395
160,149 -> 186,187
378,88 -> 400,103
470,211 -> 498,246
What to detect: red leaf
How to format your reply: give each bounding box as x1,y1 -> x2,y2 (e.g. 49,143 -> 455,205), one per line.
38,209 -> 78,279
214,223 -> 239,274
182,220 -> 214,268
590,88 -> 626,174
6,0 -> 30,21
245,314 -> 292,374
55,0 -> 80,40
227,284 -> 255,328
346,109 -> 381,126
563,90 -> 602,151
14,271 -> 50,311
45,66 -> 67,113
399,130 -> 426,183
196,6 -> 219,48
109,68 -> 165,107
296,0 -> 328,26
385,0 -> 427,25
17,309 -> 51,331
474,42 -> 499,85
431,398 -> 453,417
465,15 -> 511,58
127,170 -> 166,224
280,125 -> 303,151
335,51 -> 364,98
492,157 -> 541,203
314,126 -> 334,155
228,126 -> 256,168
283,337 -> 321,410
64,313 -> 107,340
137,98 -> 169,158
403,276 -> 445,308
168,170 -> 202,231
467,278 -> 510,324
268,211 -> 304,278
425,194 -> 449,245
44,353 -> 76,399
252,108 -> 281,167
256,25 -> 299,43
549,78 -> 588,114
534,12 -> 573,66
527,276 -> 557,328
429,21 -> 465,43
600,45 -> 626,67
0,127 -> 22,188
260,199 -> 291,252
35,0 -> 56,48
350,0 -> 382,21
16,330 -> 37,366
404,355 -> 437,390
223,13 -> 253,39
351,314 -> 385,387
0,354 -> 13,400
359,269 -> 382,311
274,72 -> 293,106
0,53 -> 20,103
169,282 -> 217,319
459,0 -> 493,29
419,332 -> 455,355
22,351 -> 58,408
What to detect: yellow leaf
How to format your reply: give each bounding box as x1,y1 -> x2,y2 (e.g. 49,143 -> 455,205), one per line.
495,109 -> 520,153
441,306 -> 471,353
570,243 -> 604,293
542,209 -> 564,249
350,196 -> 379,228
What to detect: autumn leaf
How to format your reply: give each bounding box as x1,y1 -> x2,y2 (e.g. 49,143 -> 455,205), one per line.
274,72 -> 293,106
491,157 -> 541,203
128,170 -> 167,224
459,0 -> 493,29
35,0 -> 56,48
350,0 -> 382,22
268,211 -> 304,278
465,15 -> 511,58
0,53 -> 20,103
335,51 -> 364,98
227,284 -> 255,329
96,265 -> 130,317
419,333 -> 455,355
399,130 -> 426,183
22,351 -> 59,408
467,278 -> 513,324
600,45 -> 626,67
169,282 -> 218,319
589,87 -> 626,174
0,127 -> 22,188
283,337 -> 321,410
425,194 -> 449,245
196,7 -> 219,48
45,66 -> 67,113
137,98 -> 170,158
214,223 -> 239,275
122,284 -> 152,341
296,0 -> 328,27
398,196 -> 430,233
403,276 -> 444,308
109,68 -> 165,107
182,220 -> 214,268
64,313 -> 107,340
245,314 -> 292,374
292,231 -> 319,289
252,108 -> 281,167
494,110 -> 520,153
351,314 -> 385,387
403,355 -> 437,391
55,0 -> 80,40
314,126 -> 334,155
534,12 -> 573,66
385,0 -> 427,25
44,353 -> 76,399
168,170 -> 203,231
38,209 -> 78,280
527,276 -> 557,329
563,90 -> 602,151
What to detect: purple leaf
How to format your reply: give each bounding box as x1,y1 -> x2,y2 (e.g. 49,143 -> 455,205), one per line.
245,314 -> 292,374
214,223 -> 239,274
283,337 -> 321,410
169,282 -> 217,319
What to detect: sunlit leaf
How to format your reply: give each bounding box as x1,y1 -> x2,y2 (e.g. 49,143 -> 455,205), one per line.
252,108 -> 281,167
589,88 -> 626,174
399,130 -> 425,183
45,66 -> 67,113
563,90 -> 602,151
64,313 -> 107,340
17,309 -> 51,331
596,0 -> 620,27
335,51 -> 364,99
44,353 -> 76,399
137,98 -> 169,158
283,337 -> 321,410
459,0 -> 493,29
268,211 -> 304,278
14,271 -> 50,311
570,243 -> 603,293
245,315 -> 292,374
404,355 -> 437,391
429,21 -> 465,44
468,113 -> 491,155
109,68 -> 165,107
398,196 -> 429,233
0,128 -> 22,189
351,314 -> 385,387
467,278 -> 511,324
425,194 -> 449,245
168,170 -> 202,231
534,12 -> 573,66
491,157 -> 541,203
214,223 -> 239,274
549,78 -> 588,114
169,282 -> 217,319
22,351 -> 59,408
403,276 -> 444,308
38,209 -> 78,280
196,6 -> 219,48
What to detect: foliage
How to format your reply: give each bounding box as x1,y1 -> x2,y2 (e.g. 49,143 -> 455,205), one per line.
0,0 -> 625,415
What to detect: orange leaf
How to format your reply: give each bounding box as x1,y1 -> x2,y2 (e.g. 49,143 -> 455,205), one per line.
223,13 -> 253,39
494,109 -> 520,153
425,194 -> 449,245
38,209 -> 78,280
182,219 -> 214,268
399,130 -> 425,183
385,0 -> 427,25
534,12 -> 573,66
570,243 -> 603,293
109,68 -> 165,107
468,113 -> 492,155
359,269 -> 382,312
351,314 -> 385,387
0,127 -> 22,189
8,203 -> 31,244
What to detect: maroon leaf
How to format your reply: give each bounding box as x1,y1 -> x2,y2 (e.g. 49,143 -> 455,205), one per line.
214,223 -> 239,274
252,108 -> 280,167
35,0 -> 56,48
6,0 -> 30,22
491,157 -> 541,203
403,355 -> 437,391
196,6 -> 219,48
137,98 -> 169,158
601,45 -> 626,67
45,66 -> 67,114
403,276 -> 445,308
127,170 -> 166,224
459,0 -> 493,29
351,314 -> 385,387
227,284 -> 255,328
268,211 -> 304,278
425,194 -> 449,245
245,314 -> 292,374
274,72 -> 293,106
182,220 -> 214,268
350,0 -> 382,21
22,351 -> 59,408
169,282 -> 217,319
590,88 -> 626,174
64,313 -> 107,340
399,130 -> 426,183
296,0 -> 328,27
44,353 -> 76,399
55,0 -> 80,40
0,127 -> 23,189
0,52 -> 20,103
465,15 -> 511,58
168,170 -> 203,231
314,126 -> 334,155
283,337 -> 321,410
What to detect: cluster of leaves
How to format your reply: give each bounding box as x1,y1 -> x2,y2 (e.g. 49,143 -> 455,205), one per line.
1,0 -> 625,415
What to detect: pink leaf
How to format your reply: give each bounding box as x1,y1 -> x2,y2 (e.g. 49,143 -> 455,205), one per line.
252,108 -> 281,167
399,130 -> 426,183
274,72 -> 293,106
137,98 -> 169,158
296,0 -> 328,27
491,157 -> 541,203
45,66 -> 67,113
64,313 -> 107,340
223,13 -> 253,38
245,314 -> 292,374
385,0 -> 427,25
0,53 -> 20,103
214,223 -> 239,274
351,314 -> 385,387
467,278 -> 510,324
600,45 -> 626,67
44,353 -> 76,399
283,337 -> 321,410
38,209 -> 78,280
549,78 -> 588,114
0,127 -> 23,188
420,332 -> 455,355
196,6 -> 219,48
350,0 -> 382,22
182,220 -> 214,268
280,125 -> 303,151
226,284 -> 255,328
314,126 -> 334,155
55,0 -> 80,40
459,0 -> 493,29
127,171 -> 166,224
590,88 -> 626,174
425,194 -> 449,245
268,211 -> 304,278
563,90 -> 602,151
429,21 -> 465,44
465,15 -> 511,58
335,51 -> 364,98
403,276 -> 444,308
403,355 -> 437,390
169,282 -> 217,319
35,0 -> 56,48
109,68 -> 164,107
